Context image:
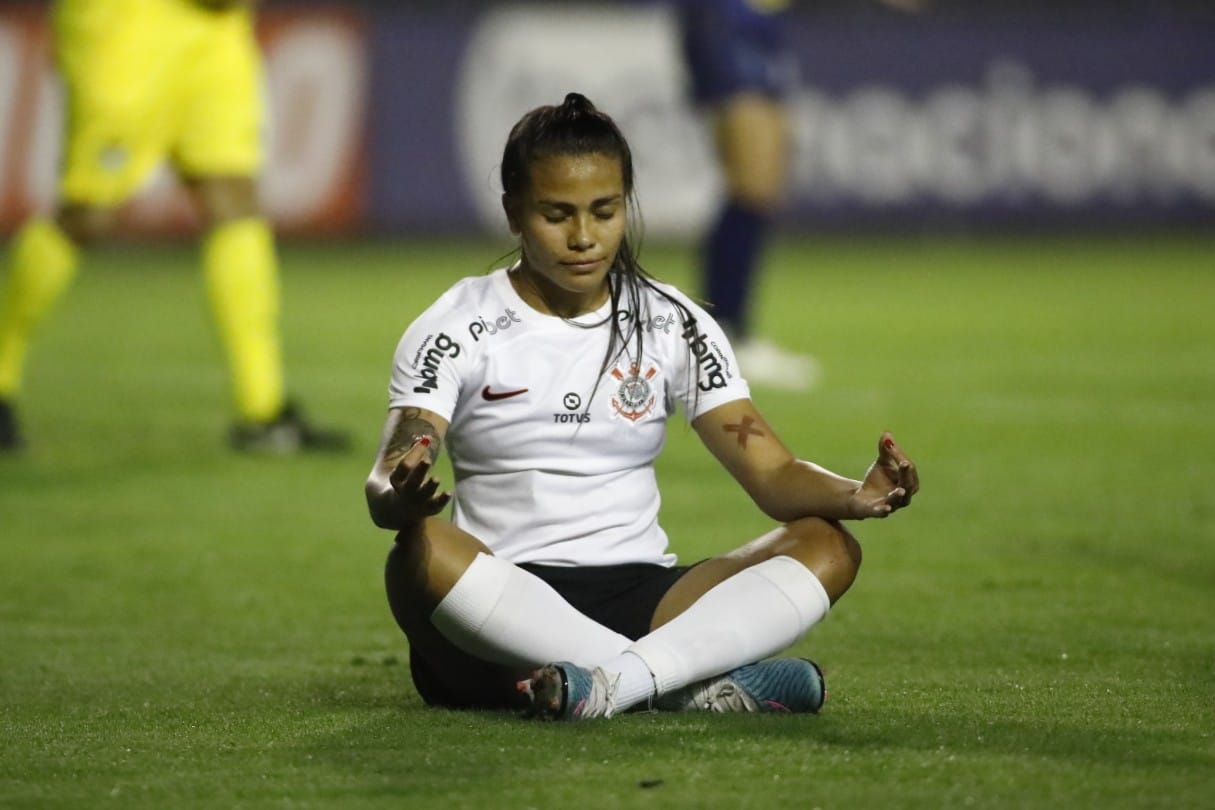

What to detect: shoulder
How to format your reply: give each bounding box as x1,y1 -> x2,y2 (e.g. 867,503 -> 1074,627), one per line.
408,271 -> 503,329
391,273 -> 478,358
437,271 -> 501,309
389,274 -> 506,403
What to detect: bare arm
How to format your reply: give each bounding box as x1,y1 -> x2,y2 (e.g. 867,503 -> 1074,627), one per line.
692,399 -> 918,522
365,406 -> 451,530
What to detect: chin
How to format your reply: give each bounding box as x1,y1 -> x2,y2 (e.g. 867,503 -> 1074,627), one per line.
564,271 -> 608,291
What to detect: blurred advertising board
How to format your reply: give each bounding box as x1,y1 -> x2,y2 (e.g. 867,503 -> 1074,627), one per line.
2,4 -> 1212,236
433,4 -> 1215,234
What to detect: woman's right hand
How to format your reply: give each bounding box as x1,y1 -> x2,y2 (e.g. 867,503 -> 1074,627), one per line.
387,437 -> 452,527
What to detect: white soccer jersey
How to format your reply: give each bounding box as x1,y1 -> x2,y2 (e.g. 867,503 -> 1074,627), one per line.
387,266 -> 750,567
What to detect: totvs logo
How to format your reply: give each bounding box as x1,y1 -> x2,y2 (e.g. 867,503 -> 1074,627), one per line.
412,332 -> 461,394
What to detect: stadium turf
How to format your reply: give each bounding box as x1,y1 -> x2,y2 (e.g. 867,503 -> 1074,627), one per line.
1,233 -> 1211,807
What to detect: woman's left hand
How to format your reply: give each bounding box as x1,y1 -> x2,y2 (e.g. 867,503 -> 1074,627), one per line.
849,431 -> 919,518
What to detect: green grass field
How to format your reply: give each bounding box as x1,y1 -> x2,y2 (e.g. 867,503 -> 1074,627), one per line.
1,233 -> 1212,808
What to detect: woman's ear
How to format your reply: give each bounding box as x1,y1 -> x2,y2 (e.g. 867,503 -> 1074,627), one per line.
501,193 -> 521,234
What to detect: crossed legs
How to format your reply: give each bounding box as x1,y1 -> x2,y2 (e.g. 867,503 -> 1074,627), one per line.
384,515 -> 862,711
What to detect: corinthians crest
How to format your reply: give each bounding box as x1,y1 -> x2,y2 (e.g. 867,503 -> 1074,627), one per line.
610,363 -> 658,422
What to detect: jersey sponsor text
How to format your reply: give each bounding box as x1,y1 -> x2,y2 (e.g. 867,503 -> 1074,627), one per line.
682,320 -> 728,391
469,308 -> 522,341
412,332 -> 461,394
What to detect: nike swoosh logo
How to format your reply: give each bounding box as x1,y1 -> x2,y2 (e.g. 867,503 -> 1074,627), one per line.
481,385 -> 529,401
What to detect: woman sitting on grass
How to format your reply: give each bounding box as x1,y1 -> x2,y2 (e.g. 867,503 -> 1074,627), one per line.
365,92 -> 918,719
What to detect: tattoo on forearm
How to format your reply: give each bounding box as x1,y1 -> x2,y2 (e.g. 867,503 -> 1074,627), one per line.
386,408 -> 441,463
723,416 -> 764,449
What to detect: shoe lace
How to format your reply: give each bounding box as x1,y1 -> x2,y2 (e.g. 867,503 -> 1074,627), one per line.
582,667 -> 621,719
662,675 -> 760,713
699,677 -> 760,713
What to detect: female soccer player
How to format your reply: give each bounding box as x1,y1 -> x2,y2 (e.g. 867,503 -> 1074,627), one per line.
365,93 -> 918,720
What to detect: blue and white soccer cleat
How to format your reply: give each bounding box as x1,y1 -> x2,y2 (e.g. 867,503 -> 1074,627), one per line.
658,658 -> 826,714
517,662 -> 617,720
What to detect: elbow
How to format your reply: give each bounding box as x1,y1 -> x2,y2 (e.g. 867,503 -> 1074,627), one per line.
746,483 -> 796,522
755,498 -> 801,524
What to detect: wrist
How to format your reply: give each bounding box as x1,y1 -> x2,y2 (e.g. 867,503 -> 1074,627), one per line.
840,480 -> 864,520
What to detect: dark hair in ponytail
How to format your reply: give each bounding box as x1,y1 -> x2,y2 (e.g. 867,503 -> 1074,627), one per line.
501,92 -> 636,204
501,93 -> 697,399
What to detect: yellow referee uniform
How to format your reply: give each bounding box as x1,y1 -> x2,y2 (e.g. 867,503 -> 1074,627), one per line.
2,0 -> 348,450
53,0 -> 263,205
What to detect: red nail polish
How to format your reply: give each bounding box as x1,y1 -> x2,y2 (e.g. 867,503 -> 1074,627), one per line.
417,436 -> 432,448
883,438 -> 894,450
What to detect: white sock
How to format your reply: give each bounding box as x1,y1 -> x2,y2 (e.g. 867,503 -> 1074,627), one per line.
615,556 -> 831,711
429,552 -> 632,670
597,651 -> 656,712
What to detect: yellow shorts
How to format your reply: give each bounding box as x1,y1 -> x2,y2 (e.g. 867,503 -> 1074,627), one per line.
52,0 -> 263,206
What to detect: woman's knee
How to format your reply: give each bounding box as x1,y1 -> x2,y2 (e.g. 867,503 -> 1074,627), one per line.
384,528 -> 424,591
384,519 -> 490,620
780,517 -> 862,602
384,537 -> 424,633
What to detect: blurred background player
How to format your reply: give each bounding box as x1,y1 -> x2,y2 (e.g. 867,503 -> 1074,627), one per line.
676,0 -> 818,391
0,0 -> 347,453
